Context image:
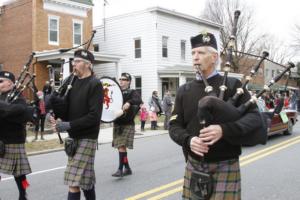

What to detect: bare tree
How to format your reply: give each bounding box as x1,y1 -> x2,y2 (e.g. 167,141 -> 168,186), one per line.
255,34 -> 296,64
292,24 -> 300,51
201,0 -> 268,72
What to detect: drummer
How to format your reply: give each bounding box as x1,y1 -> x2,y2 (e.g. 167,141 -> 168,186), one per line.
111,72 -> 142,177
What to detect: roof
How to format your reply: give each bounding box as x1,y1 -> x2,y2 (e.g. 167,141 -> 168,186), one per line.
100,6 -> 222,30
34,49 -> 124,64
69,0 -> 93,6
147,7 -> 222,29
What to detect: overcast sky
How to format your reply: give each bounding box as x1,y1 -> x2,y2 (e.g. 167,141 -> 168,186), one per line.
0,0 -> 299,59
93,0 -> 300,60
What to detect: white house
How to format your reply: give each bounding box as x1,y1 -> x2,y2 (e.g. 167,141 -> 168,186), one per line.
264,60 -> 299,90
93,7 -> 222,102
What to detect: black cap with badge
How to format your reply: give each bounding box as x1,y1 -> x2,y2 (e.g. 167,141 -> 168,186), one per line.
74,49 -> 95,64
0,71 -> 15,83
190,32 -> 218,50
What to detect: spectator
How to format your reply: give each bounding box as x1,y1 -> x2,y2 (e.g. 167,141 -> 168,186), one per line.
289,90 -> 297,110
148,90 -> 162,130
33,91 -> 46,141
140,103 -> 148,131
162,90 -> 173,130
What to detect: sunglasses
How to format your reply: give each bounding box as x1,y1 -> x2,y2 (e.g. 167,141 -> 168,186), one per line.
119,78 -> 129,81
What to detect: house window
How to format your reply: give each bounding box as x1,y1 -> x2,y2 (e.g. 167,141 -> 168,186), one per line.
181,40 -> 186,60
73,20 -> 83,46
272,70 -> 275,77
48,15 -> 59,45
162,36 -> 168,58
94,44 -> 99,52
0,64 -> 3,71
135,77 -> 142,96
134,38 -> 141,58
276,69 -> 281,75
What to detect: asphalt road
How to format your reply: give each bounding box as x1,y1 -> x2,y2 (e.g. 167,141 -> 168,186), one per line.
1,127 -> 300,200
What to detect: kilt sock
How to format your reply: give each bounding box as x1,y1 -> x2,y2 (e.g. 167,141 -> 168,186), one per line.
14,175 -> 28,200
123,152 -> 130,169
118,152 -> 124,170
68,191 -> 80,200
83,185 -> 96,200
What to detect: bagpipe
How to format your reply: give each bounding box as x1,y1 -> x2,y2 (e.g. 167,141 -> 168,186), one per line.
48,30 -> 97,118
196,10 -> 295,146
5,52 -> 36,103
47,30 -> 97,143
1,53 -> 40,123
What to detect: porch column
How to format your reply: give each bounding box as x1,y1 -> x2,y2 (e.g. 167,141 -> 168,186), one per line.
115,62 -> 121,78
179,74 -> 186,86
62,57 -> 70,79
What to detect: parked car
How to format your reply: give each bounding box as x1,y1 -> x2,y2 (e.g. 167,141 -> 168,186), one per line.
264,109 -> 298,136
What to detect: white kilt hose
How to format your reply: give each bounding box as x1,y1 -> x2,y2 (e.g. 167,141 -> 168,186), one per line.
0,144 -> 31,176
64,139 -> 97,190
112,124 -> 135,149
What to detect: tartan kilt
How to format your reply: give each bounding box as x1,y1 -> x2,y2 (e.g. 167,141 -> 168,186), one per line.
183,156 -> 241,200
64,139 -> 97,190
0,144 -> 31,176
112,124 -> 135,149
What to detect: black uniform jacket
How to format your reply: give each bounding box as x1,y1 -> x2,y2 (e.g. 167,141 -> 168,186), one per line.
0,92 -> 32,144
66,76 -> 103,140
169,74 -> 262,162
114,88 -> 142,126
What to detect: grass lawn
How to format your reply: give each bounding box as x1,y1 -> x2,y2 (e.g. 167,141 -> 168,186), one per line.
26,139 -> 63,153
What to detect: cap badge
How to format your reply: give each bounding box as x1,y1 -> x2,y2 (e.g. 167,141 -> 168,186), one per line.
203,34 -> 211,43
81,51 -> 88,57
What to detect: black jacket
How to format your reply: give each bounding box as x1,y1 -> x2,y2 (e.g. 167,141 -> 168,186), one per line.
0,92 -> 31,144
169,74 -> 261,162
114,88 -> 142,125
66,76 -> 103,139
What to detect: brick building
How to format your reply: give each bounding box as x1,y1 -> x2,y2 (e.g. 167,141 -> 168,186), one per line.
0,0 -> 122,94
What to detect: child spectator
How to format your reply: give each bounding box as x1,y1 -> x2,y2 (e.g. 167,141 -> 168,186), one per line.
140,104 -> 148,131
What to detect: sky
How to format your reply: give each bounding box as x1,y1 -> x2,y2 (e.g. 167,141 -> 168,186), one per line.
92,0 -> 300,61
0,0 -> 299,60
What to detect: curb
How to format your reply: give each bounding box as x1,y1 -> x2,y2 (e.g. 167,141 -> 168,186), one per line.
27,131 -> 168,156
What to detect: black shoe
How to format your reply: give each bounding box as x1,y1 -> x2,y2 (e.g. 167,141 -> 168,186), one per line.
123,168 -> 132,176
112,169 -> 123,177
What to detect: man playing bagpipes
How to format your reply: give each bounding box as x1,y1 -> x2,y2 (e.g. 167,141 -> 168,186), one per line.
0,71 -> 34,200
169,32 -> 263,200
49,49 -> 103,200
112,72 -> 142,177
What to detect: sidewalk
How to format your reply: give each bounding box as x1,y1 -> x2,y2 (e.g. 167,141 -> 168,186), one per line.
27,122 -> 168,146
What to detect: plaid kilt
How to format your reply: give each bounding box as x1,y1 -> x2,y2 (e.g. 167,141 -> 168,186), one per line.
183,156 -> 241,200
112,124 -> 135,149
64,139 -> 97,190
0,144 -> 31,176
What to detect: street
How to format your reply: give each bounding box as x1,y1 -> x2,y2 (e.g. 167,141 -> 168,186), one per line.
1,127 -> 300,200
